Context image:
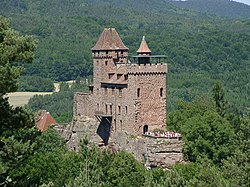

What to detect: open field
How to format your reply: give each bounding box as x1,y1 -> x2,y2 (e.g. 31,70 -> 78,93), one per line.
7,92 -> 53,107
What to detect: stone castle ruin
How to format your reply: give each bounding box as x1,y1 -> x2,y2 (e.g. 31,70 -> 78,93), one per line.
74,28 -> 167,145
59,28 -> 183,169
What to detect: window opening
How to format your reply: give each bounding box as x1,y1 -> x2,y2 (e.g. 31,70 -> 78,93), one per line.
137,88 -> 140,98
160,88 -> 163,97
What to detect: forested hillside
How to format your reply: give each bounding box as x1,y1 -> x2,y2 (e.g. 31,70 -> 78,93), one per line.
170,0 -> 250,19
1,5 -> 249,187
1,0 -> 250,113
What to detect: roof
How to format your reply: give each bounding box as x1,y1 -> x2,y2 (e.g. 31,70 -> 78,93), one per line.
137,36 -> 151,54
92,28 -> 128,51
36,110 -> 57,132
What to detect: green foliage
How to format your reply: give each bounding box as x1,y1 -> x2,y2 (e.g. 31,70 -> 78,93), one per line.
18,75 -> 54,92
0,16 -> 39,186
107,151 -> 145,187
1,0 -> 249,113
170,0 -> 250,19
26,78 -> 89,123
212,81 -> 228,116
0,16 -> 37,96
27,91 -> 73,123
167,96 -> 237,165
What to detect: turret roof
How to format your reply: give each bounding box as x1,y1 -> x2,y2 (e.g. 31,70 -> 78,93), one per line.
92,28 -> 128,51
137,36 -> 151,54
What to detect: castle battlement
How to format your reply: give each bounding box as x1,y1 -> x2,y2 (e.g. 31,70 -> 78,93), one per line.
127,63 -> 167,75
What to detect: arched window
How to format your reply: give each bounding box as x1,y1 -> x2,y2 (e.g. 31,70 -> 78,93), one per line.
160,88 -> 163,97
137,88 -> 140,98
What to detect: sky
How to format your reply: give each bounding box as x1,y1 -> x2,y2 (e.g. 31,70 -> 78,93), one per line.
233,0 -> 250,5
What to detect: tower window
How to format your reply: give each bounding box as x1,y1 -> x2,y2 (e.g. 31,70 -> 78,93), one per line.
118,105 -> 121,115
110,105 -> 112,115
137,88 -> 140,98
119,88 -> 122,97
105,104 -> 108,114
106,51 -> 108,55
160,88 -> 163,97
125,106 -> 128,114
105,61 -> 108,66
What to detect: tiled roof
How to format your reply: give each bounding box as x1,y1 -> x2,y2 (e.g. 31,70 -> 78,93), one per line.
36,110 -> 57,132
92,28 -> 128,51
137,36 -> 151,54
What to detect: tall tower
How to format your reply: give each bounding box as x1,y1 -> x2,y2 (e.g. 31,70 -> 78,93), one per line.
91,28 -> 128,113
91,28 -> 128,86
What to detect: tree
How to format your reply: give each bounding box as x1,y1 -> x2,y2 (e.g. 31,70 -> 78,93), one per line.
0,16 -> 37,96
0,16 -> 37,186
107,151 -> 145,187
212,81 -> 228,116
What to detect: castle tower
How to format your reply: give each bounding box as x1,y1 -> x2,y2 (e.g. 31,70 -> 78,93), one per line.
74,28 -> 167,145
91,28 -> 128,86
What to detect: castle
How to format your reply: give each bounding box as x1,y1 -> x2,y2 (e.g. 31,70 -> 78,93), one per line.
74,28 -> 167,145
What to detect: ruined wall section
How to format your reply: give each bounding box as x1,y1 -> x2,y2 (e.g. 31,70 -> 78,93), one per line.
112,131 -> 184,169
74,92 -> 94,118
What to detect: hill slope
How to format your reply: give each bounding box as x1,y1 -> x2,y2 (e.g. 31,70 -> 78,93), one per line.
169,0 -> 250,19
0,0 -> 250,112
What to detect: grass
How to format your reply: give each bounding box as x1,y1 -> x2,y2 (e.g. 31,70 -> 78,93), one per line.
7,92 -> 53,107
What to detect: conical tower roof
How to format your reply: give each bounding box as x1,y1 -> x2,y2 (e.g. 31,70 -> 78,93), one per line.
137,36 -> 151,55
92,28 -> 128,51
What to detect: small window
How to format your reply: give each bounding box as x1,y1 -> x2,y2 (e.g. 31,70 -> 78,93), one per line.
124,74 -> 128,80
137,88 -> 140,98
125,106 -> 128,114
117,74 -> 122,79
119,88 -> 122,97
105,61 -> 108,66
120,120 -> 122,130
110,105 -> 112,115
105,104 -> 108,114
106,51 -> 108,55
160,88 -> 163,97
118,106 -> 121,115
121,51 -> 124,54
109,73 -> 114,79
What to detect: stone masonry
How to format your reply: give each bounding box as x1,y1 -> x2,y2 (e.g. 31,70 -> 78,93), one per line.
74,28 -> 168,145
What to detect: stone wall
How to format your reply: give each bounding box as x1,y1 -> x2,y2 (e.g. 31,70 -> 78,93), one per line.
112,131 -> 184,169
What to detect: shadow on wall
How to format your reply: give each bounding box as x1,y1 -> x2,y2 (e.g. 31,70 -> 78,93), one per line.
96,117 -> 112,145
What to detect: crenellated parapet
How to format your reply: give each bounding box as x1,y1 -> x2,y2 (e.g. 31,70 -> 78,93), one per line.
127,63 -> 167,75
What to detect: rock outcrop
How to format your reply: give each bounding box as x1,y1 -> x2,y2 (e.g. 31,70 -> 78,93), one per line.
56,115 -> 184,169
